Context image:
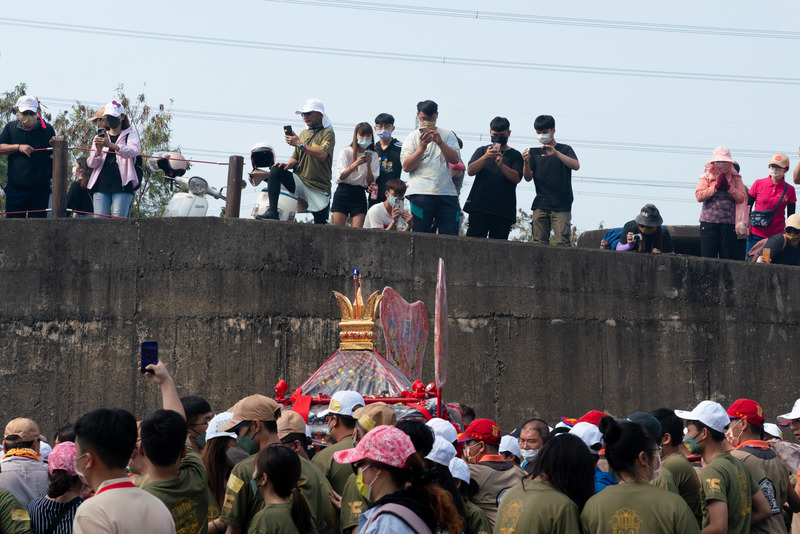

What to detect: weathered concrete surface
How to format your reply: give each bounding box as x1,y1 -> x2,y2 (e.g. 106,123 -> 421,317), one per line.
0,218 -> 797,438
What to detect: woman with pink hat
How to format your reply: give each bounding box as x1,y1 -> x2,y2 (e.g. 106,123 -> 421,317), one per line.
334,425 -> 463,534
745,152 -> 796,256
26,441 -> 84,534
695,147 -> 746,259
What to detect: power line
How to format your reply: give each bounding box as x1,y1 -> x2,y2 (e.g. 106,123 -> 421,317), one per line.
2,17 -> 799,85
262,0 -> 798,40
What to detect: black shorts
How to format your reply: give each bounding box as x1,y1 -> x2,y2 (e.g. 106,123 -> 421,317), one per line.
331,183 -> 368,216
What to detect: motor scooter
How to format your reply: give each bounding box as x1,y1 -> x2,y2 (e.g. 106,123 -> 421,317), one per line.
151,151 -> 228,217
248,143 -> 299,221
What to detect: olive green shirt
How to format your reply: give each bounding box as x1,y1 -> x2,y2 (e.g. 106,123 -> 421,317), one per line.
495,479 -> 581,534
138,446 -> 210,534
292,127 -> 335,194
312,436 -> 354,496
652,451 -> 704,528
0,489 -> 32,534
220,453 -> 337,534
246,502 -> 298,534
465,499 -> 491,534
581,482 -> 700,534
700,452 -> 758,534
340,473 -> 369,532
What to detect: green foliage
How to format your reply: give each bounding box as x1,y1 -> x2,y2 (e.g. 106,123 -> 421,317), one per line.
0,82 -> 175,217
511,208 -> 578,245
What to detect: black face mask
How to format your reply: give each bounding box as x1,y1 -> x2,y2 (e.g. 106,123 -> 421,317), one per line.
105,116 -> 121,129
490,135 -> 508,146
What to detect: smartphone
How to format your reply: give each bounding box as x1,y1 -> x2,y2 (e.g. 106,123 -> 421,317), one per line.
365,150 -> 374,158
531,147 -> 546,156
141,341 -> 158,374
283,125 -> 294,137
492,143 -> 501,151
97,128 -> 106,138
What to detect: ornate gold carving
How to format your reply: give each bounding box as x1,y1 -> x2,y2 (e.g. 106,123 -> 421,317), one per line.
333,285 -> 382,350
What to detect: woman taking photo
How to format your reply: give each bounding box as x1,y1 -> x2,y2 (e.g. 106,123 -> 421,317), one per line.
580,416 -> 699,534
615,204 -> 673,254
334,425 -> 463,534
86,100 -> 141,218
746,152 -> 797,256
495,433 -> 595,534
332,122 -> 379,227
695,147 -> 746,259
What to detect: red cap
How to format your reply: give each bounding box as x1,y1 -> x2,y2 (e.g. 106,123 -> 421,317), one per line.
727,399 -> 764,427
457,418 -> 501,445
577,410 -> 609,427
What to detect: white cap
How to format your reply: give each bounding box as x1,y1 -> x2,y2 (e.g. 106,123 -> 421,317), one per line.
103,100 -> 125,117
426,418 -> 457,444
39,441 -> 52,462
569,422 -> 603,454
778,399 -> 800,422
318,391 -> 365,417
449,457 -> 470,484
16,95 -> 38,113
763,423 -> 783,440
295,98 -> 331,128
675,401 -> 730,434
426,436 -> 456,467
499,435 -> 521,458
206,412 -> 238,441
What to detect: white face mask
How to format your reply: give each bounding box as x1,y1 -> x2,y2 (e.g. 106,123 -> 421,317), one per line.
770,168 -> 787,179
357,139 -> 371,148
520,448 -> 538,462
714,162 -> 726,168
649,452 -> 662,480
537,133 -> 552,144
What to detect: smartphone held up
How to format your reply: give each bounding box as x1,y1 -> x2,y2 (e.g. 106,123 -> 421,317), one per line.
141,341 -> 158,374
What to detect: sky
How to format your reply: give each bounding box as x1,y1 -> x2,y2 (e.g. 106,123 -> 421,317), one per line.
2,1 -> 800,230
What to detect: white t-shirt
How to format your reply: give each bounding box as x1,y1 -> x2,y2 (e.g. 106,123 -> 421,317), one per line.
364,201 -> 408,230
336,146 -> 381,187
399,127 -> 460,196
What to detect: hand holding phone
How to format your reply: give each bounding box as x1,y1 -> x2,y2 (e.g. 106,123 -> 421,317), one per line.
283,125 -> 294,137
140,341 -> 158,374
97,128 -> 106,138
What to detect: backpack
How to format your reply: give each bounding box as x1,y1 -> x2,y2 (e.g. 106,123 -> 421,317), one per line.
746,235 -> 786,263
601,228 -> 624,250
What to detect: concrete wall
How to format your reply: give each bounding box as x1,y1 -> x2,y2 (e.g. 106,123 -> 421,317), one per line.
1,218 -> 797,438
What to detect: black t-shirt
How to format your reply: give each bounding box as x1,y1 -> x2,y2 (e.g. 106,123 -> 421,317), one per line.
0,120 -> 56,189
528,143 -> 577,212
66,180 -> 94,216
372,138 -> 403,203
464,145 -> 524,221
621,220 -> 674,253
765,234 -> 800,265
92,135 -> 133,194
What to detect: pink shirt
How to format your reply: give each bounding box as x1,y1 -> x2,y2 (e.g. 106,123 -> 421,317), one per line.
86,127 -> 141,190
749,177 -> 796,238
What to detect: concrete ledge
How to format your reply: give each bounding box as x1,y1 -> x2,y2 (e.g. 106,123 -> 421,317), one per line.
0,218 -> 796,435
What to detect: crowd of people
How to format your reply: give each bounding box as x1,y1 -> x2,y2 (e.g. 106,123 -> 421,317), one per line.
4,93 -> 800,263
1,358 -> 800,534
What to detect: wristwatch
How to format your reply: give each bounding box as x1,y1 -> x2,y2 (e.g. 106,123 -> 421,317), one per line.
299,143 -> 306,151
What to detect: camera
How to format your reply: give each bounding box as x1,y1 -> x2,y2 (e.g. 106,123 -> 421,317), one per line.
632,233 -> 643,243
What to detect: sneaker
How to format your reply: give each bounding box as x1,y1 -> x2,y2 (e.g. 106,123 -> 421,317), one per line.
255,210 -> 280,220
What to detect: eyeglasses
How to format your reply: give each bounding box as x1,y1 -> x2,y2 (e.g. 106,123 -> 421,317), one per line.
73,452 -> 87,472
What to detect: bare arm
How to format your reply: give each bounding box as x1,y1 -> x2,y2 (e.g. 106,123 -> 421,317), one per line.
436,135 -> 459,165
402,134 -> 430,173
141,360 -> 185,419
786,482 -> 800,513
701,500 -> 727,534
750,489 -> 771,525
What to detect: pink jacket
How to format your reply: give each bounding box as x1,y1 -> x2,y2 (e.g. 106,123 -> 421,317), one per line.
86,127 -> 141,189
695,163 -> 746,204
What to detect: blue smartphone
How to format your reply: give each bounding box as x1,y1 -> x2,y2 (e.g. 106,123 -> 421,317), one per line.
141,341 -> 158,374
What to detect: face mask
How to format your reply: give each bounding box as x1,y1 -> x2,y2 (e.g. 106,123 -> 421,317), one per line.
376,129 -> 392,140
649,452 -> 662,480
725,420 -> 745,446
770,168 -> 787,179
682,433 -> 703,455
520,448 -> 538,463
388,195 -> 397,206
194,432 -> 206,449
357,466 -> 377,500
19,114 -> 38,129
311,118 -> 322,128
714,162 -> 726,168
357,139 -> 371,149
105,116 -> 121,129
464,442 -> 482,464
639,225 -> 657,235
237,433 -> 258,455
491,135 -> 508,146
537,133 -> 552,144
